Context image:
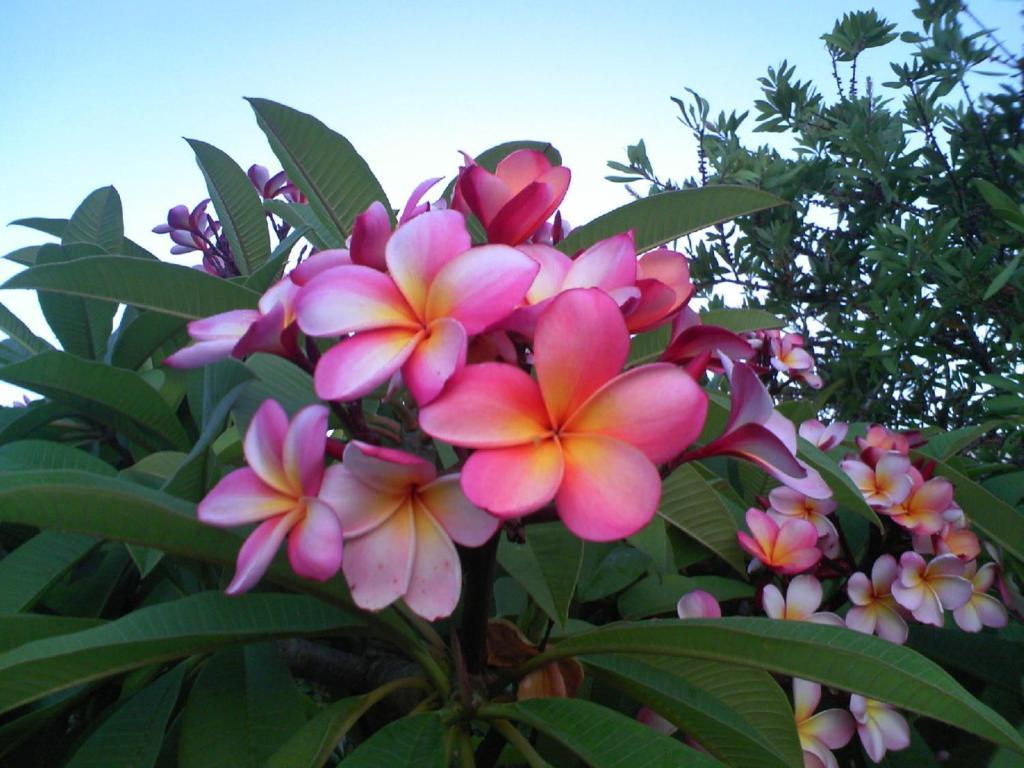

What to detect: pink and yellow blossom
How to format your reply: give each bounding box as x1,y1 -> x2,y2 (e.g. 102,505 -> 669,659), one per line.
799,419 -> 848,451
890,552 -> 972,627
845,555 -> 908,644
952,561 -> 1008,632
849,696 -> 910,763
881,470 -> 952,535
840,454 -> 913,507
793,679 -> 855,768
737,508 -> 822,575
767,486 -> 838,539
762,575 -> 843,625
419,288 -> 707,542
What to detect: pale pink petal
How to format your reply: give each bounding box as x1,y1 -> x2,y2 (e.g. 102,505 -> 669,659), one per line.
858,722 -> 887,763
787,575 -> 824,617
561,232 -> 637,293
926,553 -> 965,579
910,590 -> 944,626
295,265 -> 419,337
419,362 -> 551,448
799,420 -> 826,446
286,498 -> 343,581
425,244 -> 539,333
803,710 -> 855,749
793,678 -> 821,722
563,363 -> 707,464
745,508 -> 779,549
702,423 -> 807,480
841,460 -> 876,494
913,478 -> 954,514
461,438 -> 563,517
386,209 -> 471,316
871,554 -> 900,593
314,328 -> 422,401
724,360 -> 775,431
637,707 -> 677,736
930,576 -> 972,611
973,594 -> 1009,628
874,605 -> 909,644
318,464 -> 407,537
402,317 -> 467,405
898,552 -> 927,584
555,434 -> 660,542
282,405 -> 328,495
350,200 -> 391,270
762,584 -> 786,619
342,440 -> 436,492
343,500 -> 415,611
417,475 -> 500,547
495,149 -> 555,193
164,338 -> 240,368
399,177 -> 443,224
778,546 -> 824,575
676,590 -> 721,619
534,288 -> 629,426
198,468 -> 297,526
769,487 -> 809,517
890,581 -> 925,613
737,532 -> 769,563
875,454 -> 913,504
289,249 -> 352,285
256,278 -> 300,316
187,309 -> 261,341
953,600 -> 983,632
232,304 -> 286,358
520,244 -> 572,304
244,400 -> 291,493
402,504 -> 462,620
874,709 -> 910,751
636,248 -> 691,309
845,606 -> 877,635
847,572 -> 873,606
226,511 -> 300,594
973,562 -> 998,592
810,611 -> 845,627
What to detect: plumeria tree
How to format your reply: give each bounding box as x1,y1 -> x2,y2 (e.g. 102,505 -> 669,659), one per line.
0,97 -> 1021,767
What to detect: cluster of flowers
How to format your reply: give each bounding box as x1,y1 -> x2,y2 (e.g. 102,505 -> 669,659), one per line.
153,164 -> 305,277
172,150 -> 840,621
746,329 -> 823,389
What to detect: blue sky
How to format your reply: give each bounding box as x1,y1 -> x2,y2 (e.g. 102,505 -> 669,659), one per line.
0,1 -> 1021,393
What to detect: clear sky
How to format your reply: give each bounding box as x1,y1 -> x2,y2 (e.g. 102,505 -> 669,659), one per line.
0,1 -> 1020,400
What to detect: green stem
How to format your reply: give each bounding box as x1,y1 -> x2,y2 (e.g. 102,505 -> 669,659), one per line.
457,725 -> 477,768
490,718 -> 550,768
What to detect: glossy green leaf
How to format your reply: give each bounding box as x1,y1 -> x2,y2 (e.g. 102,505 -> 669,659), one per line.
244,238 -> 295,292
626,326 -> 671,367
586,654 -> 799,768
658,464 -> 746,574
339,713 -> 445,767
0,592 -> 363,714
35,243 -> 116,359
557,186 -> 786,255
576,544 -> 650,602
263,200 -> 340,251
62,186 -> 123,253
930,459 -> 1024,560
907,625 -> 1024,694
798,439 -> 882,528
3,255 -> 260,319
617,574 -> 754,619
0,615 -> 103,653
65,665 -> 184,768
527,617 -> 1024,752
2,245 -> 41,266
699,307 -> 785,333
0,439 -> 116,475
0,351 -> 189,451
188,139 -> 272,275
485,698 -> 725,767
109,311 -> 187,369
0,302 -> 52,355
984,252 -> 1022,300
0,531 -> 99,613
248,98 -> 391,240
232,353 -> 319,433
264,695 -> 367,768
917,420 -> 1002,461
11,216 -> 68,238
498,521 -> 583,630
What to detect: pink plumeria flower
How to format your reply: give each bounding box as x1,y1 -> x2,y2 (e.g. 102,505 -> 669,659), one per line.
295,209 -> 539,405
770,333 -> 821,390
687,358 -> 831,498
318,441 -> 499,620
660,316 -> 754,378
856,425 -> 922,467
767,486 -> 838,539
890,552 -> 972,627
953,562 -> 1009,632
793,679 -> 855,768
198,401 -> 341,594
637,707 -> 677,735
420,288 -> 707,542
840,454 -> 913,507
676,590 -> 721,619
762,575 -> 843,625
164,278 -> 300,368
845,555 -> 908,644
799,419 -> 848,451
881,468 -> 952,535
849,696 -> 910,763
347,178 -> 445,271
738,508 -> 822,575
628,247 -> 695,332
247,164 -> 306,202
453,149 -> 571,245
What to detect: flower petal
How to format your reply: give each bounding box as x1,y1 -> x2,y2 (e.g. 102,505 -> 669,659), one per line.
561,232 -> 637,293
787,575 -> 824,618
457,164 -> 513,225
520,244 -> 572,304
793,678 -> 822,722
402,317 -> 467,405
845,606 -> 876,635
282,405 -> 328,495
186,309 -> 261,341
402,503 -> 462,620
350,200 -> 391,270
244,400 -> 291,494
295,265 -> 419,337
555,434 -> 661,542
535,288 -> 629,426
804,710 -> 855,750
487,169 -> 570,245
343,500 -> 415,611
386,209 -> 471,315
874,605 -> 909,644
418,474 -> 500,547
425,245 -> 539,334
846,572 -> 873,606
289,248 -> 352,285
676,590 -> 721,619
762,584 -> 786,619
495,149 -> 556,193
342,440 -> 436,492
872,554 -> 900,594
164,338 -> 241,368
724,360 -> 775,431
461,438 -> 563,517
419,363 -> 550,448
318,464 -> 408,537
198,468 -> 298,527
930,575 -> 972,611
286,498 -> 343,581
564,363 -> 707,464
226,511 -> 300,595
314,327 -> 422,401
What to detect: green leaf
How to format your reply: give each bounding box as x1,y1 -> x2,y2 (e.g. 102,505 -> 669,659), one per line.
178,644 -> 308,767
627,326 -> 671,367
798,439 -> 882,528
248,98 -> 391,240
264,695 -> 367,768
65,665 -> 184,768
557,186 -> 786,255
188,139 -> 272,275
930,459 -> 1024,561
0,615 -> 103,653
498,522 -> 583,630
527,617 -> 1024,753
3,255 -> 260,319
617,573 -> 754,619
0,531 -> 99,613
0,302 -> 52,355
35,243 -> 117,359
0,351 -> 190,451
658,464 -> 746,574
63,186 -> 124,253
10,216 -> 68,238
699,308 -> 785,333
232,353 -> 318,434
263,200 -> 341,251
586,654 -> 799,768
109,311 -> 187,369
3,245 -> 42,266
576,544 -> 650,602
0,439 -> 116,475
984,252 -> 1022,300
244,238 -> 296,293
918,420 -> 1002,461
485,698 -> 725,767
907,625 -> 1023,694
0,592 -> 363,715
339,713 -> 445,767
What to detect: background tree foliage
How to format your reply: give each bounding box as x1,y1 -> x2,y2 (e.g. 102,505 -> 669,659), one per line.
610,0 -> 1024,458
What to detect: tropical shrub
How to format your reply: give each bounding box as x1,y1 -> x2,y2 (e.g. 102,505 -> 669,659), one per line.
0,96 -> 1021,767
